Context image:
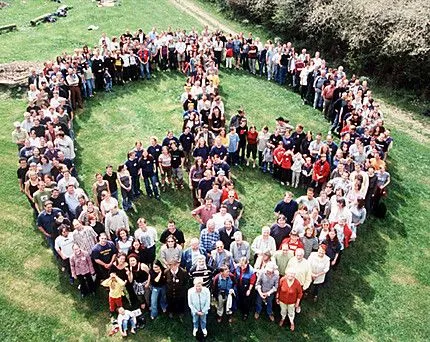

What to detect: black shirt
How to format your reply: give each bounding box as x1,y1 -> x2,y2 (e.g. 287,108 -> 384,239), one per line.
270,223 -> 292,249
179,132 -> 194,152
103,172 -> 118,193
171,149 -> 184,169
160,228 -> 185,245
17,166 -> 29,184
139,156 -> 156,177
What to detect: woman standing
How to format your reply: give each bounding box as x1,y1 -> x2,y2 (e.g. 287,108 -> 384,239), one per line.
308,245 -> 330,301
149,260 -> 168,320
277,270 -> 303,331
70,244 -> 96,297
323,229 -> 342,270
115,228 -> 134,255
246,125 -> 258,168
235,257 -> 256,320
127,254 -> 151,311
301,227 -> 319,259
117,164 -> 132,211
160,235 -> 182,268
189,157 -> 205,207
92,173 -> 110,206
158,146 -> 173,191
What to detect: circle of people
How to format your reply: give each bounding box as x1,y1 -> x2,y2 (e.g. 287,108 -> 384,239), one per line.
12,25 -> 393,338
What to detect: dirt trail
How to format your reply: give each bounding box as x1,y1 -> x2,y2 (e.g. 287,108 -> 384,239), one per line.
169,0 -> 236,35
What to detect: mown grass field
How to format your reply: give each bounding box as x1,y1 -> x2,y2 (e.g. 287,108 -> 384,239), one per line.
0,0 -> 429,341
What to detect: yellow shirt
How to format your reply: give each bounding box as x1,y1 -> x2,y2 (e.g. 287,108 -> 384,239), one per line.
101,277 -> 125,298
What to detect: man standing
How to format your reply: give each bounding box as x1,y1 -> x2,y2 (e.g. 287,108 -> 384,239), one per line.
160,220 -> 185,247
181,238 -> 206,272
37,200 -> 62,252
222,190 -> 244,228
91,233 -> 117,282
213,265 -> 236,323
254,262 -> 279,321
191,198 -> 217,231
274,191 -> 298,225
199,219 -> 220,257
165,259 -> 188,318
134,217 -> 157,266
188,277 -> 210,337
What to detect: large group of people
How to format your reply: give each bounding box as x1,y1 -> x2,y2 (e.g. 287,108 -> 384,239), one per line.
12,24 -> 393,338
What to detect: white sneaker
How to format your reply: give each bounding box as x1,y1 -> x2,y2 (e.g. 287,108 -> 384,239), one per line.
202,328 -> 207,336
193,328 -> 198,337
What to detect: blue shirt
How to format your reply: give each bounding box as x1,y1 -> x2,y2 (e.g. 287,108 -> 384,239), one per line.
200,229 -> 220,254
37,208 -> 62,235
228,133 -> 239,152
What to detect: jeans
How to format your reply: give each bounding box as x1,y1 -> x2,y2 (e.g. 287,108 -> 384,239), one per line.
140,62 -> 151,79
192,313 -> 207,330
131,175 -> 141,198
313,89 -> 323,109
143,175 -> 159,197
249,58 -> 257,74
111,190 -> 118,201
121,317 -> 136,332
227,151 -> 238,166
255,292 -> 274,315
105,78 -> 112,92
277,66 -> 287,85
121,188 -> 133,210
85,79 -> 93,97
150,285 -> 167,318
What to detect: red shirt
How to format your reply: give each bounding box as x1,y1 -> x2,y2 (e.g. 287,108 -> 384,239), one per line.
247,131 -> 258,145
273,146 -> 285,166
280,238 -> 304,253
312,160 -> 330,183
281,152 -> 292,169
277,277 -> 303,304
221,188 -> 238,203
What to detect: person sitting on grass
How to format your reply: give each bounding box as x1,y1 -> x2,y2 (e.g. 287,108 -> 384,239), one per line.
117,307 -> 137,337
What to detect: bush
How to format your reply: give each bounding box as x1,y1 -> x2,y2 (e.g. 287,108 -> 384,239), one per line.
211,0 -> 430,98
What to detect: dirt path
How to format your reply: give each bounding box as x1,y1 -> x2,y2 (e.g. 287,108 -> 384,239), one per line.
169,0 -> 236,35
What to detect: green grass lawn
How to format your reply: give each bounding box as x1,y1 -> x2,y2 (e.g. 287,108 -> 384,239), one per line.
1,0 -> 430,341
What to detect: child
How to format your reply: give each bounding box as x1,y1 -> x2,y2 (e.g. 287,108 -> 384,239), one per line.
262,145 -> 273,173
246,125 -> 258,168
280,149 -> 294,186
102,273 -> 126,317
117,307 -> 137,337
301,156 -> 313,189
291,152 -> 305,188
273,141 -> 285,181
104,68 -> 113,92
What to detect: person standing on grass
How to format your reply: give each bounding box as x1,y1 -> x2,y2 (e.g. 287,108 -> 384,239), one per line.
102,273 -> 126,317
139,149 -> 160,200
165,259 -> 188,319
213,265 -> 237,323
277,270 -> 303,331
254,262 -> 279,322
235,257 -> 256,320
70,244 -> 96,298
192,197 -> 217,231
92,233 -> 118,282
55,225 -> 75,284
37,200 -> 63,253
308,245 -> 330,302
125,150 -> 141,200
188,277 -> 210,337
117,164 -> 132,211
